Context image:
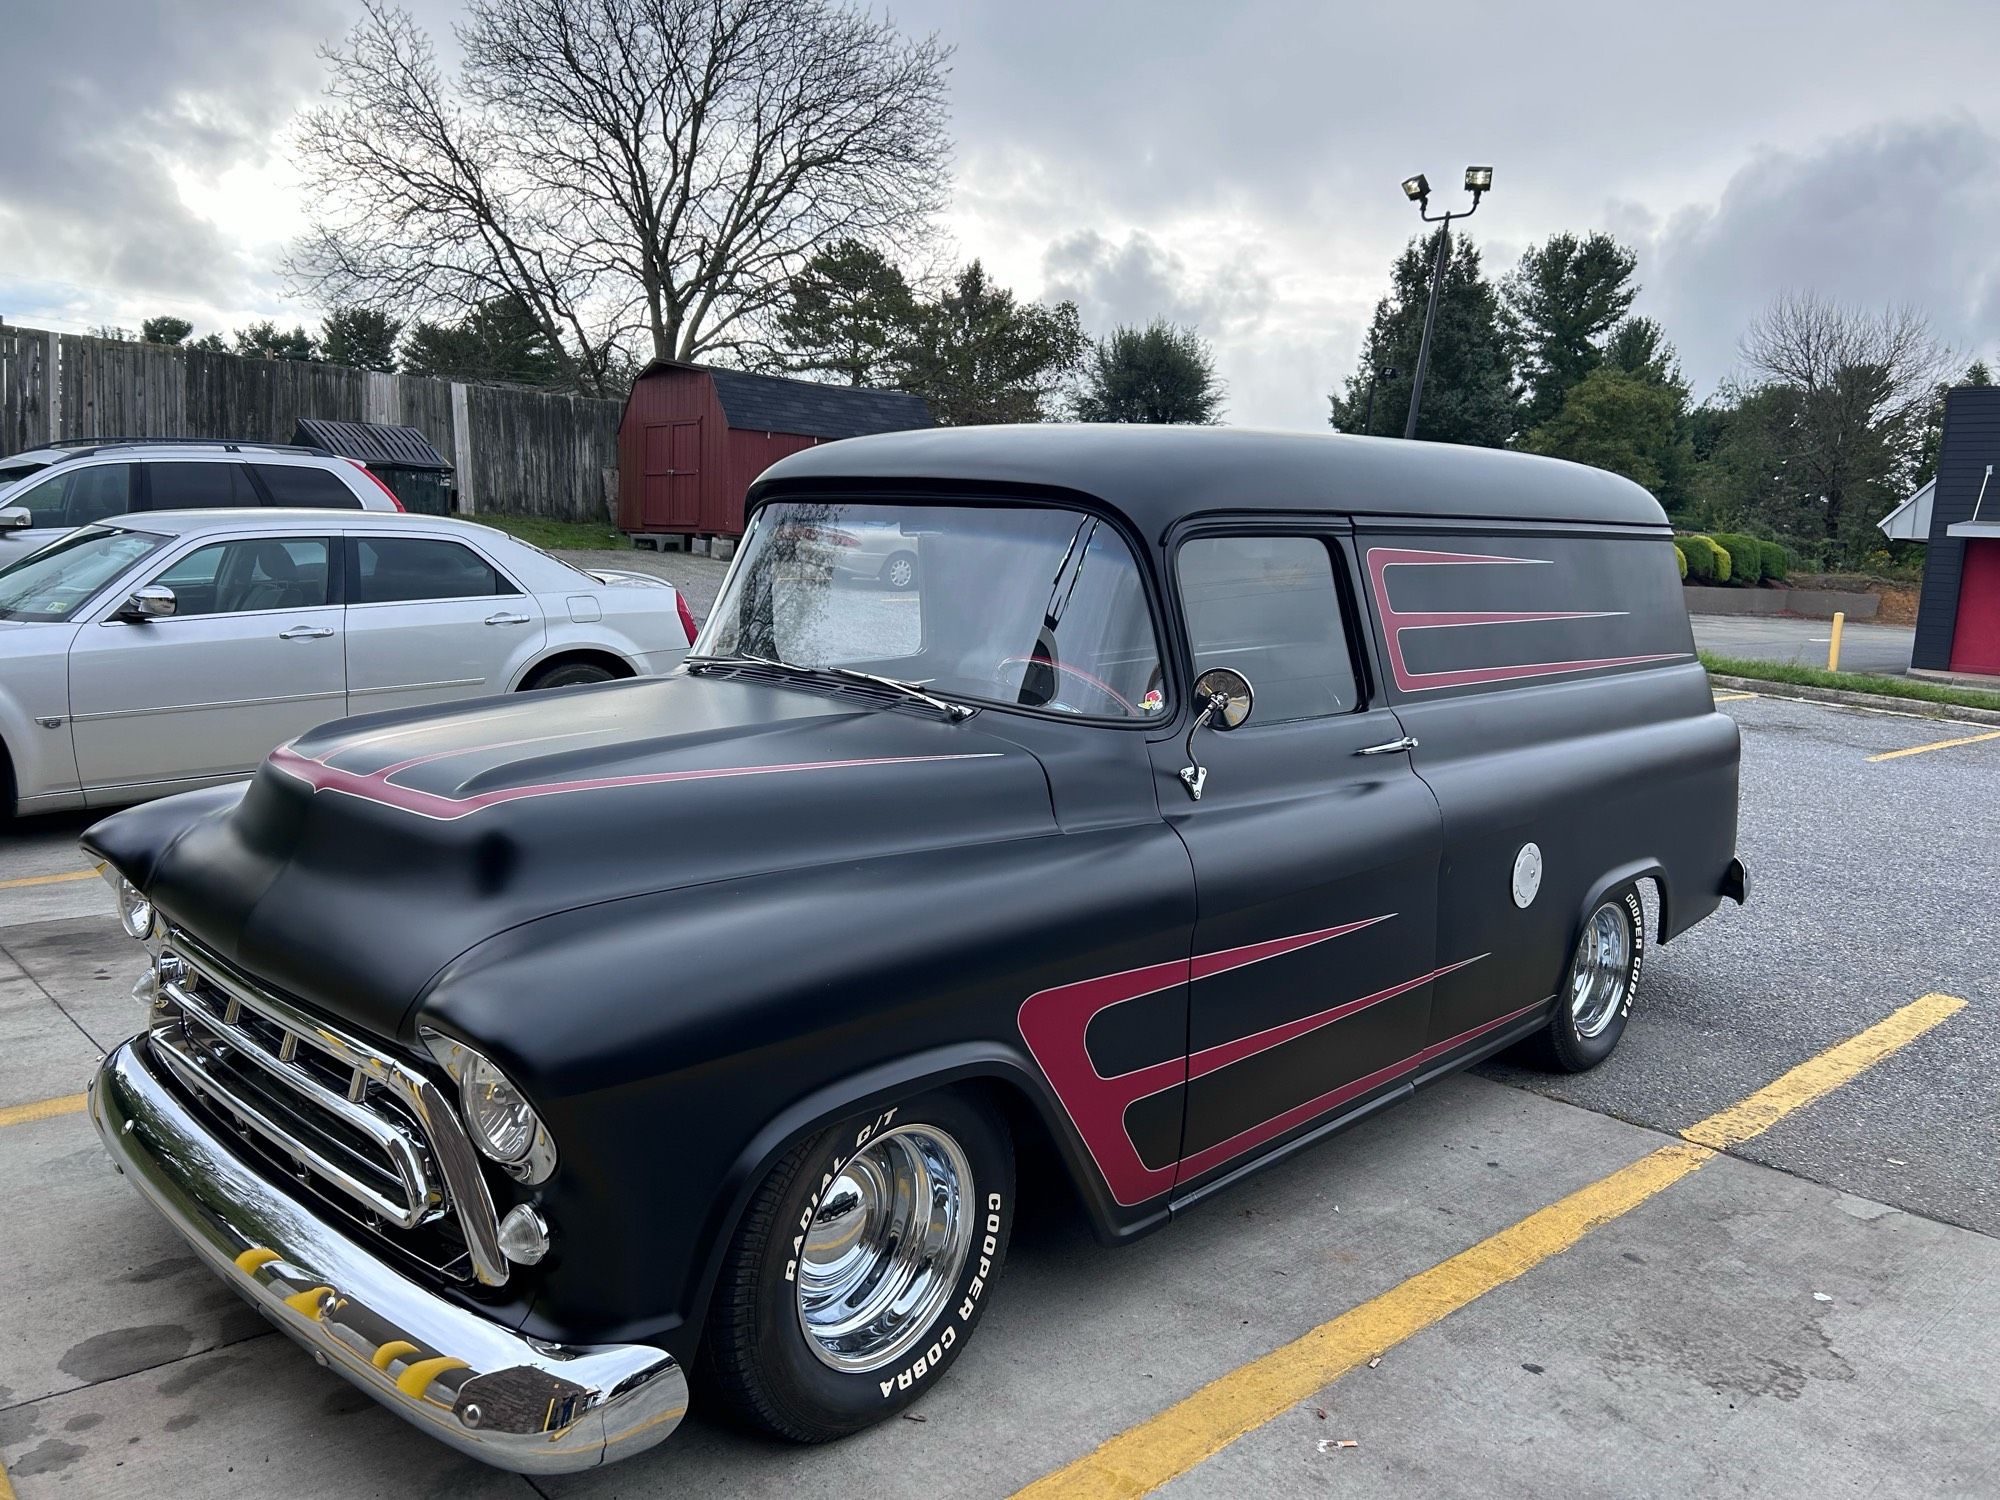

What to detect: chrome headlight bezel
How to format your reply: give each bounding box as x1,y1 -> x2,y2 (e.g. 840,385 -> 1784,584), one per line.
421,1031 -> 558,1185
101,866 -> 162,946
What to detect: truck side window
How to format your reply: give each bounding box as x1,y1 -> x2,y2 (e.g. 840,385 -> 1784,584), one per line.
1179,535 -> 1358,722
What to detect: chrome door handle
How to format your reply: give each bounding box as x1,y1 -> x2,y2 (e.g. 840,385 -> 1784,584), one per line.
1354,735 -> 1419,756
278,625 -> 335,640
485,612 -> 533,626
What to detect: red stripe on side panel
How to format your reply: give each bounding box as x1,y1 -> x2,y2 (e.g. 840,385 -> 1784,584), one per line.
1365,546 -> 1685,693
1188,915 -> 1390,981
1176,996 -> 1550,1183
1186,952 -> 1486,1081
1017,961 -> 1190,1207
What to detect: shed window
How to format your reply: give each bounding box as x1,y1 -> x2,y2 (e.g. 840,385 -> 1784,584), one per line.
1179,536 -> 1358,721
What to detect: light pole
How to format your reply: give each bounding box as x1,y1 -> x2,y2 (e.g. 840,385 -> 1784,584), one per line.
1362,365 -> 1399,434
1400,165 -> 1492,440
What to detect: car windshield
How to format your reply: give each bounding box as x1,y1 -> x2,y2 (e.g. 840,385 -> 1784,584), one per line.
696,501 -> 1167,720
0,525 -> 168,622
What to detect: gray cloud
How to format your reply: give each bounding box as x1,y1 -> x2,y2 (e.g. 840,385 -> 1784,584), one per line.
0,0 -> 341,324
1634,118 -> 2000,397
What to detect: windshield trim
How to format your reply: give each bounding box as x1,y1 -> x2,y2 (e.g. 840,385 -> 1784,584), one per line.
703,492 -> 1176,731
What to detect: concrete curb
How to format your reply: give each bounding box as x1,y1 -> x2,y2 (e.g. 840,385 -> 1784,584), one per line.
1709,673 -> 2000,727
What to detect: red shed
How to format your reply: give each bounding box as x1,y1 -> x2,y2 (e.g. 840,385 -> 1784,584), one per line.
617,360 -> 929,542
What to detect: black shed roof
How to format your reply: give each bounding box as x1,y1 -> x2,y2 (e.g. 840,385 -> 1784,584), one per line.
751,424 -> 1671,540
291,419 -> 452,472
637,360 -> 929,439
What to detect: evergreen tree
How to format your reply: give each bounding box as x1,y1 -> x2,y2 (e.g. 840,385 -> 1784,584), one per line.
1329,228 -> 1517,447
1523,366 -> 1691,498
899,262 -> 1086,426
1502,232 -> 1639,431
1073,320 -> 1224,424
233,321 -> 319,361
399,296 -> 566,387
321,306 -> 404,372
776,241 -> 917,386
1910,358 -> 1994,480
140,316 -> 193,346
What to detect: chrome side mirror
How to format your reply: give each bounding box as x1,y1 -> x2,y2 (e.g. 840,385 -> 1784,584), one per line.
118,585 -> 177,621
1179,667 -> 1254,801
0,506 -> 30,531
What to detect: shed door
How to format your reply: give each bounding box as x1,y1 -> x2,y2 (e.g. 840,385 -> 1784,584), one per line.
641,419 -> 703,531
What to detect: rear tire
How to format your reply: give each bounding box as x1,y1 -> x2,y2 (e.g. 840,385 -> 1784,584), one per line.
521,660 -> 617,691
700,1089 -> 1013,1441
1528,883 -> 1645,1073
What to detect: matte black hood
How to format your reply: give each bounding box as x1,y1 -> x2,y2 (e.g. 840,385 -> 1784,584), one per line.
84,675 -> 1054,1037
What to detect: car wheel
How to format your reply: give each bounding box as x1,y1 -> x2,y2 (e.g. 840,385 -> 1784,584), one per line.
522,661 -> 617,691
881,551 -> 919,591
1530,884 -> 1645,1073
701,1089 -> 1014,1441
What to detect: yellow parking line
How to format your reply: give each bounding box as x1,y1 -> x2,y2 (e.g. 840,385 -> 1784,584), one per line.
1712,691 -> 1758,703
1010,992 -> 1965,1500
0,868 -> 100,891
0,1093 -> 89,1129
1866,728 -> 2000,762
1,1453 -> 14,1500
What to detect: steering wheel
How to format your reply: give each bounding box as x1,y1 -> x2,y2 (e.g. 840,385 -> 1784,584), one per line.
993,655 -> 1142,716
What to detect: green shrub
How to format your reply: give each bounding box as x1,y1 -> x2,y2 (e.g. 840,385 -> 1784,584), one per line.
1675,536 -> 1713,582
1675,542 -> 1687,580
1758,540 -> 1789,582
1709,532 -> 1764,586
1678,534 -> 1730,583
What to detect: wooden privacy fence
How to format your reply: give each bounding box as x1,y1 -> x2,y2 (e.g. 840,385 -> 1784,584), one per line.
0,325 -> 622,521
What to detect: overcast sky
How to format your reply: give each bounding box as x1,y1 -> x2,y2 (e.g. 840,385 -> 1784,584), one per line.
5,0 -> 2000,429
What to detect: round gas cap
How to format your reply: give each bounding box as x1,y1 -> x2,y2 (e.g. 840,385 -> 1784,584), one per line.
1511,843 -> 1543,909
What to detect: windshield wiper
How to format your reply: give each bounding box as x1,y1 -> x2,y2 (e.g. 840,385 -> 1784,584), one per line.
685,653 -> 974,722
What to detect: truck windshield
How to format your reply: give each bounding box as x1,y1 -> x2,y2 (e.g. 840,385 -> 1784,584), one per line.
696,501 -> 1167,720
0,525 -> 167,622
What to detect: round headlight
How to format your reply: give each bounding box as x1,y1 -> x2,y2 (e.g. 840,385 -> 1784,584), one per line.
116,878 -> 156,942
461,1052 -> 538,1164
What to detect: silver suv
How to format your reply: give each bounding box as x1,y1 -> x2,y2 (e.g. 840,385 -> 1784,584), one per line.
0,439 -> 403,561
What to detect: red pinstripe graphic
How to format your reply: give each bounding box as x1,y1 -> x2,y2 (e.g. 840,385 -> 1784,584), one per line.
1186,952 -> 1486,1081
1188,915 -> 1389,981
1175,995 -> 1548,1182
1366,546 -> 1682,693
1018,915 -> 1509,1206
269,743 -> 1000,822
1017,959 -> 1190,1206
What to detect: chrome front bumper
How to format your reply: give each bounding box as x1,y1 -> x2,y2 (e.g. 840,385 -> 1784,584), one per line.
91,1038 -> 688,1474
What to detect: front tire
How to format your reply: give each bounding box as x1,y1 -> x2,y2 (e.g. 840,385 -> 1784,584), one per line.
701,1089 -> 1013,1441
1530,884 -> 1645,1072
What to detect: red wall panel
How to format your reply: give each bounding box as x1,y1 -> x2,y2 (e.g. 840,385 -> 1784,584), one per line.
1948,538 -> 2000,675
617,369 -> 821,537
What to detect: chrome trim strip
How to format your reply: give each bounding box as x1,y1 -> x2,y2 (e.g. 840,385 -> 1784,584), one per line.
92,1041 -> 687,1474
68,689 -> 347,723
167,930 -> 511,1286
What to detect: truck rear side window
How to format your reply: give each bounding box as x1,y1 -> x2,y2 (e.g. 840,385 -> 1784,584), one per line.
1179,536 -> 1358,721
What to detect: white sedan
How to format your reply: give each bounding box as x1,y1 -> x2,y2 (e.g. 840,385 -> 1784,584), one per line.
0,510 -> 695,817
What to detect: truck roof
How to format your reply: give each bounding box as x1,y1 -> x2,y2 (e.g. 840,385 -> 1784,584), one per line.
752,424 -> 1671,538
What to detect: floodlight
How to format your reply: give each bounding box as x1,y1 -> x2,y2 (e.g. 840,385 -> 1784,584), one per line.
1401,174 -> 1430,202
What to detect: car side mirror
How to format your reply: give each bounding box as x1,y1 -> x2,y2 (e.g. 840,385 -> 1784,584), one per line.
117,585 -> 177,622
0,506 -> 30,531
1178,668 -> 1254,801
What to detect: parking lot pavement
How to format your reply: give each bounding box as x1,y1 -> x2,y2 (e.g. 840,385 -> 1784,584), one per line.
2,687 -> 1996,1497
1692,614 -> 1914,675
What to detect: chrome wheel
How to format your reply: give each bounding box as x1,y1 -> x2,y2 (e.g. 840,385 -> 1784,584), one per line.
884,554 -> 916,590
1569,902 -> 1632,1039
795,1124 -> 974,1372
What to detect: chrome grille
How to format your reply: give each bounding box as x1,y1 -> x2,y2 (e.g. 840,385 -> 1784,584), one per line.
151,931 -> 511,1286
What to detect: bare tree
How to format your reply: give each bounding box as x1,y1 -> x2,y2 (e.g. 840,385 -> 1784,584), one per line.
289,0 -> 951,395
1739,293 -> 1954,544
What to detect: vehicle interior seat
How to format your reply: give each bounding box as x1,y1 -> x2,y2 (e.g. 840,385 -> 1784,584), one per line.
220,541 -> 312,613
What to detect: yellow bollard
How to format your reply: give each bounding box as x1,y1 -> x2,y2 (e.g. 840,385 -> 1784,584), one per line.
1827,611 -> 1845,673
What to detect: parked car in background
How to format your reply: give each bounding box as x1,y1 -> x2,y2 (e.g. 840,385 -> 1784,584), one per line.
85,426 -> 1742,1473
0,439 -> 404,563
0,510 -> 693,816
